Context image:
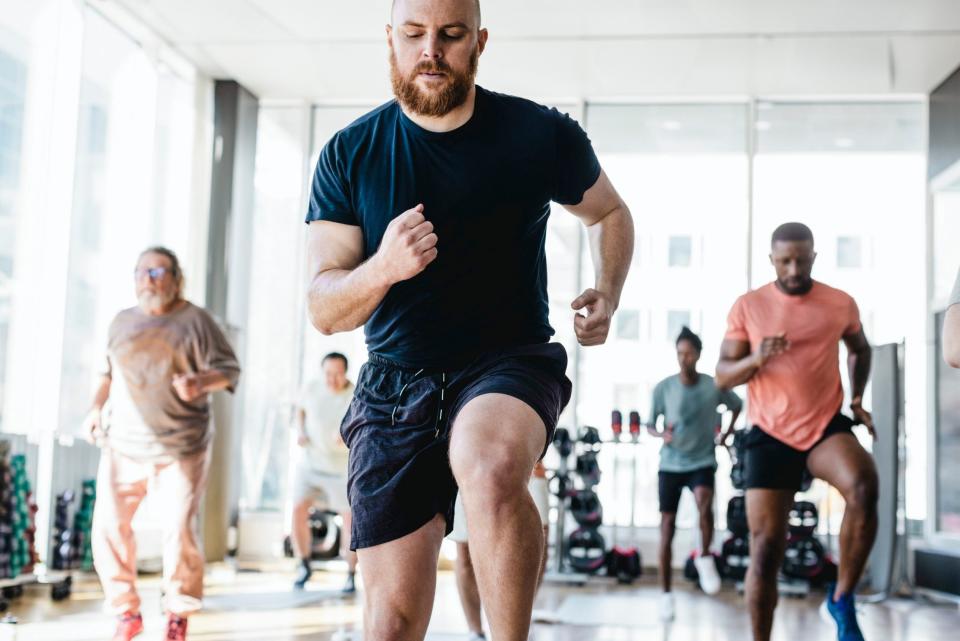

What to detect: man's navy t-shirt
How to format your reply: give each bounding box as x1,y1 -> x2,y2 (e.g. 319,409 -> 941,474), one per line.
306,86 -> 601,369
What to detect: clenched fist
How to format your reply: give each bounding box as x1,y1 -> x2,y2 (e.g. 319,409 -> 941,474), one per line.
571,288 -> 615,346
373,205 -> 438,285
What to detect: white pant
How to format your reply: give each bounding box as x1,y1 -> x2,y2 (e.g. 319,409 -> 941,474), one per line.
449,476 -> 550,543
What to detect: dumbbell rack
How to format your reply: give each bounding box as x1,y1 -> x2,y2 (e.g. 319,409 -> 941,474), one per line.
0,440 -> 75,607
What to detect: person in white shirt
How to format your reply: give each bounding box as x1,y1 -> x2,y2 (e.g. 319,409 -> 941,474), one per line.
291,352 -> 357,592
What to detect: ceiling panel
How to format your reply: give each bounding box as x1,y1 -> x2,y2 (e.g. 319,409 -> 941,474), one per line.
93,0 -> 960,99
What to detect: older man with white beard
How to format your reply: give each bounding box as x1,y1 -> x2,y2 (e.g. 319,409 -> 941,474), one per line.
86,246 -> 241,641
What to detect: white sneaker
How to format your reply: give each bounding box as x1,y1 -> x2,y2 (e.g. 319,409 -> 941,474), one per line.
660,592 -> 675,621
694,554 -> 722,595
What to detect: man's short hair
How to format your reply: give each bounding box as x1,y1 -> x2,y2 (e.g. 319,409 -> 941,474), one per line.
322,352 -> 349,370
771,222 -> 814,247
676,326 -> 703,353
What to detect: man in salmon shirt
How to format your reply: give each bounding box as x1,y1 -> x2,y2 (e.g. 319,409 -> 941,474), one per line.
716,222 -> 877,641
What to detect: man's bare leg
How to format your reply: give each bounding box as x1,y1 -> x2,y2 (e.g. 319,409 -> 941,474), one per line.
659,512 -> 676,593
806,433 -> 879,598
454,542 -> 485,637
341,510 -> 359,593
357,515 -> 446,641
449,394 -> 545,641
745,489 -> 794,641
693,485 -> 715,555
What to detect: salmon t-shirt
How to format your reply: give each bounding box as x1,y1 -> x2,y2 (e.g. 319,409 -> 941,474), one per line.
724,281 -> 861,451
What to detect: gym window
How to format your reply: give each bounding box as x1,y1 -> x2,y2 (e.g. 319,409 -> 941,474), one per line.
668,235 -> 692,267
616,310 -> 640,340
837,236 -> 862,268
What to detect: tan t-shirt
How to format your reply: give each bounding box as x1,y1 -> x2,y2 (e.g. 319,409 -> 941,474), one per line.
724,281 -> 861,450
102,302 -> 241,460
298,380 -> 354,476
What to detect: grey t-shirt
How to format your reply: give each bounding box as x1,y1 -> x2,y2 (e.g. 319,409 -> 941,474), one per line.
102,301 -> 241,460
951,267 -> 960,307
650,373 -> 743,473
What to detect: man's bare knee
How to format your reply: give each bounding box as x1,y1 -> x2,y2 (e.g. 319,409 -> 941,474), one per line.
750,533 -> 785,581
845,472 -> 879,514
365,608 -> 419,641
453,446 -> 529,507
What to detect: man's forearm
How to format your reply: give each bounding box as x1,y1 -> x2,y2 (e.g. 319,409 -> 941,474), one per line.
91,376 -> 110,411
199,370 -> 234,394
586,204 -> 633,305
944,305 -> 960,368
848,346 -> 872,401
716,355 -> 760,390
307,256 -> 392,335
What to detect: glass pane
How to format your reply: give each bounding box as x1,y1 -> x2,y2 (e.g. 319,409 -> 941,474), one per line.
583,103 -> 749,528
668,235 -> 692,267
240,106 -> 310,512
0,24 -> 28,425
836,236 -> 862,269
616,310 -> 640,340
752,100 -> 926,524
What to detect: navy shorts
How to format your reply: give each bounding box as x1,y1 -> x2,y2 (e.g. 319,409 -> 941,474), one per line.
658,466 -> 715,514
340,342 -> 572,550
743,413 -> 855,491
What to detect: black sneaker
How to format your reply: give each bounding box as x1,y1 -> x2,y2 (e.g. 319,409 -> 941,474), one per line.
293,559 -> 313,590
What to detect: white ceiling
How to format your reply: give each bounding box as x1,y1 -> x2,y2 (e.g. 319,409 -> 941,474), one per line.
92,0 -> 960,101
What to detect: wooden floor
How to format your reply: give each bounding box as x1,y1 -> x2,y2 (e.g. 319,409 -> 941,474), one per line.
12,563 -> 960,640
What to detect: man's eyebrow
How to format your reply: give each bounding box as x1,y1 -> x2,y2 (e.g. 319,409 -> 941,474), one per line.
401,21 -> 470,29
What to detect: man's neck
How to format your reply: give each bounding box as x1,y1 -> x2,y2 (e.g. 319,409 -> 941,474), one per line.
141,298 -> 184,317
680,370 -> 700,386
400,85 -> 477,133
775,279 -> 814,296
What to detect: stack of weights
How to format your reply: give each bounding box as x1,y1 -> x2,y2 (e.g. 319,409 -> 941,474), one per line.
71,480 -> 96,571
782,501 -> 836,586
719,431 -> 750,581
566,426 -> 606,574
51,491 -> 75,571
0,443 -> 12,580
9,455 -> 32,577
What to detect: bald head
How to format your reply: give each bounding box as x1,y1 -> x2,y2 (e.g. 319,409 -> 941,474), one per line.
391,0 -> 481,27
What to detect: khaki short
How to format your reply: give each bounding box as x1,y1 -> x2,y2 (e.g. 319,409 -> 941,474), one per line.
292,465 -> 350,513
448,476 -> 550,543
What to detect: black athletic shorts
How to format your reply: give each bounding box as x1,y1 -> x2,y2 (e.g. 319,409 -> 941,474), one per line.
743,412 -> 855,491
658,466 -> 715,514
340,342 -> 572,550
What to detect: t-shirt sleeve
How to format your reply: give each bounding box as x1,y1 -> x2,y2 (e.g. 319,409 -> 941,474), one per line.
721,388 -> 743,412
551,109 -> 602,205
843,294 -> 863,337
649,384 -> 665,425
724,296 -> 749,342
305,133 -> 358,226
950,267 -> 960,308
198,313 -> 242,392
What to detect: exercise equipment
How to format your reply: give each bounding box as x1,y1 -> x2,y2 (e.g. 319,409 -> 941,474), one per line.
605,409 -> 641,584
567,527 -> 607,573
561,425 -> 606,575
569,490 -> 602,528
719,534 -> 751,581
782,535 -> 826,580
788,501 -> 818,538
726,496 -> 749,537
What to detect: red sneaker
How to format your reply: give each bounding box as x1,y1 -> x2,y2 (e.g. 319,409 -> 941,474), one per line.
165,614 -> 188,640
112,612 -> 144,641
